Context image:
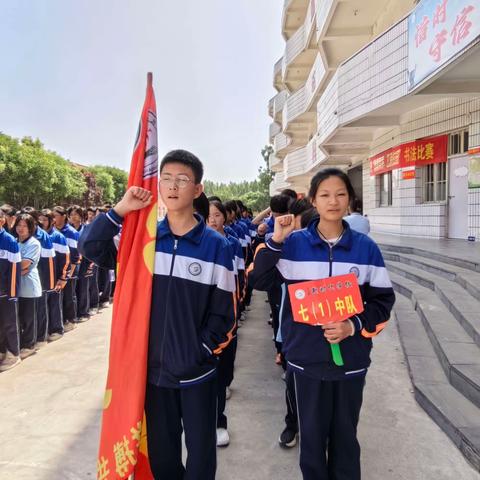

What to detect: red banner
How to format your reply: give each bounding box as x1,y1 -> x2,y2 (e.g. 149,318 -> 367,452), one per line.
370,135 -> 448,176
288,273 -> 364,326
402,169 -> 416,180
97,73 -> 158,480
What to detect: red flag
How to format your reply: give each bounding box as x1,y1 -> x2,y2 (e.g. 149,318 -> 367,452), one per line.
97,73 -> 157,480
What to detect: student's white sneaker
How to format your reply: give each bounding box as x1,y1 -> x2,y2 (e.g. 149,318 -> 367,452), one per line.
63,322 -> 76,332
226,386 -> 232,400
0,351 -> 21,372
216,428 -> 230,447
19,348 -> 36,360
48,333 -> 63,343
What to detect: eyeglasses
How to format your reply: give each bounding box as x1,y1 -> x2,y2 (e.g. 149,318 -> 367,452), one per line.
159,175 -> 193,189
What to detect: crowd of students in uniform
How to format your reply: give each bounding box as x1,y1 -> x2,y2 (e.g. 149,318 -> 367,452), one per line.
0,149 -> 391,480
0,204 -> 115,373
77,149 -> 394,480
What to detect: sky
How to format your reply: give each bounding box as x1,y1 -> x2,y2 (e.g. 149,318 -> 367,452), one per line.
0,0 -> 284,183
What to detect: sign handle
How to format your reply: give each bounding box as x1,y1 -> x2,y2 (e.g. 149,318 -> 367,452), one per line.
330,344 -> 344,366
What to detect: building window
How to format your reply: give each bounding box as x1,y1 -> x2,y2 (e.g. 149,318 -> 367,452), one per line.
379,172 -> 392,206
448,130 -> 469,155
423,162 -> 446,202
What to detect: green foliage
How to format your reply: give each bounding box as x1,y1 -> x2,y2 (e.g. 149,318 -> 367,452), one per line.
204,145 -> 274,212
0,132 -> 127,209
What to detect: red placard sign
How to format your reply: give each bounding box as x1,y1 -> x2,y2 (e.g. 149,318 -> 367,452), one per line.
288,273 -> 364,326
370,135 -> 447,176
402,169 -> 416,180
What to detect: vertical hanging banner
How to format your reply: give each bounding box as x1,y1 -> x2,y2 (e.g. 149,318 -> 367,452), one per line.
408,0 -> 480,90
97,73 -> 158,480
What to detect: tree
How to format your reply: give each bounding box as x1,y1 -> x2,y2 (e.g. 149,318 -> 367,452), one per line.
0,132 -> 127,209
203,145 -> 274,212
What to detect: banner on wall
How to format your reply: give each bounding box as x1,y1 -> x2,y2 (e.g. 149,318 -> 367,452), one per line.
469,156 -> 480,188
370,135 -> 448,176
407,0 -> 480,90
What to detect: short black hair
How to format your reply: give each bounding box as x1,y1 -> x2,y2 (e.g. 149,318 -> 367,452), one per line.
280,188 -> 297,200
160,149 -> 204,184
209,200 -> 228,222
193,192 -> 209,222
67,205 -> 84,219
224,200 -> 239,217
308,168 -> 356,202
20,206 -> 39,223
289,198 -> 312,217
270,194 -> 290,215
208,195 -> 222,202
236,200 -> 248,213
14,213 -> 37,239
87,206 -> 98,214
300,208 -> 319,229
39,208 -> 54,230
1,204 -> 17,217
53,206 -> 67,217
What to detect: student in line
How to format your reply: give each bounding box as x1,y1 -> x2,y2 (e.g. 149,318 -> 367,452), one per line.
79,150 -> 236,480
52,206 -> 80,332
0,209 -> 21,372
38,209 -> 70,342
14,213 -> 42,360
344,198 -> 370,235
253,168 -> 395,480
207,199 -> 245,448
21,207 -> 56,349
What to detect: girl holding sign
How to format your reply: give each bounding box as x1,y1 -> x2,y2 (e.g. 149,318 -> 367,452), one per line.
252,168 -> 395,480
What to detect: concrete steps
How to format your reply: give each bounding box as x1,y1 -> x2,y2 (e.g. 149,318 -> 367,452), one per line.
393,294 -> 480,472
380,244 -> 480,472
378,242 -> 480,273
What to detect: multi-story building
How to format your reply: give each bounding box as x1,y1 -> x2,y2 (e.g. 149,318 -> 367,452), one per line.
269,0 -> 480,240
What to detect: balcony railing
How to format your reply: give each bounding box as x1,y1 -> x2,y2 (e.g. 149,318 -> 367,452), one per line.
284,24 -> 306,66
337,17 -> 408,124
270,171 -> 290,196
273,132 -> 291,154
316,0 -> 334,42
317,71 -> 339,144
284,146 -> 308,180
268,97 -> 275,118
283,86 -> 307,129
274,57 -> 283,76
273,90 -> 288,119
269,122 -> 282,142
269,155 -> 283,172
284,136 -> 326,180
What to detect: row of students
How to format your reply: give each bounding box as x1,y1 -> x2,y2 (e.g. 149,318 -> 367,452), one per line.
0,204 -> 113,372
49,148 -> 392,479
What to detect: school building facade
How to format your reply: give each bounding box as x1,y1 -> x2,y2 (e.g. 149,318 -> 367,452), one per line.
269,0 -> 480,240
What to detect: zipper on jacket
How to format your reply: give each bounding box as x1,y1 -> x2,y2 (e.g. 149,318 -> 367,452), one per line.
328,245 -> 333,277
159,238 -> 178,369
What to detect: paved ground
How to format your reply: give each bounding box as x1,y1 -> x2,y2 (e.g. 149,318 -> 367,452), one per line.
372,232 -> 480,265
0,293 -> 479,479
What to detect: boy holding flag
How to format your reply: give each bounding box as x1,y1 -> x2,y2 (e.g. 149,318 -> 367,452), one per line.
79,74 -> 236,480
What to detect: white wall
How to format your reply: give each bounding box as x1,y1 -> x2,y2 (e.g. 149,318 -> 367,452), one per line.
364,98 -> 480,238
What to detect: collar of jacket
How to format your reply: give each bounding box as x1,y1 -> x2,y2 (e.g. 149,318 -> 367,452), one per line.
305,218 -> 353,251
157,213 -> 205,245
